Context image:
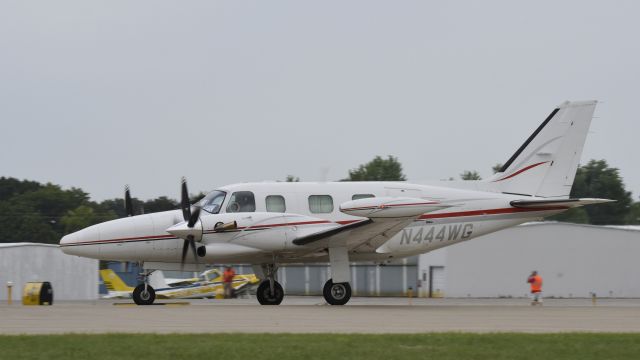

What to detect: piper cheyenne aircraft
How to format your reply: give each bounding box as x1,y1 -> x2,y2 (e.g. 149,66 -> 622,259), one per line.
60,100 -> 611,306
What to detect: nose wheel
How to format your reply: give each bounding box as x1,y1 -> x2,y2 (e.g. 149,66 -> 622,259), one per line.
256,263 -> 284,305
323,279 -> 351,305
256,280 -> 284,305
133,283 -> 156,305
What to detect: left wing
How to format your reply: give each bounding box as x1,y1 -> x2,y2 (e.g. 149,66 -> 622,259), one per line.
292,197 -> 449,253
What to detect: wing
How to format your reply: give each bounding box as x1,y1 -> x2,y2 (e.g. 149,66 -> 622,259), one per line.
292,197 -> 449,254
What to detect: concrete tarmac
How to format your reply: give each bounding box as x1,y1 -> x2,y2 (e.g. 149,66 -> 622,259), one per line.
2,297 -> 640,334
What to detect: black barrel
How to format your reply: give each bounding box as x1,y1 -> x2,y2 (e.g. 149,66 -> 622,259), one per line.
39,281 -> 54,305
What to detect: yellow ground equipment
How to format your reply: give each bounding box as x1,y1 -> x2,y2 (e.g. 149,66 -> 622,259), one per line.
22,282 -> 54,305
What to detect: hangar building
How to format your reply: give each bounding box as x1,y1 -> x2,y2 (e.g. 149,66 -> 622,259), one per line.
417,222 -> 640,298
0,243 -> 99,301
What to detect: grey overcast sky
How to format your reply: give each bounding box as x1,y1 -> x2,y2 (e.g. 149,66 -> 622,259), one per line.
1,1 -> 638,201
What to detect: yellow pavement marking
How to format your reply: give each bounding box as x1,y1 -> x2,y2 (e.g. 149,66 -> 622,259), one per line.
113,302 -> 191,306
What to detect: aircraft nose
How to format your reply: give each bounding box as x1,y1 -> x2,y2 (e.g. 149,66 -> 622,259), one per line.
59,233 -> 72,246
59,225 -> 99,256
59,232 -> 77,255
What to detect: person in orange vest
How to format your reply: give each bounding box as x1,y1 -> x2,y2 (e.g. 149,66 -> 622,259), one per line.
223,266 -> 236,299
527,270 -> 543,305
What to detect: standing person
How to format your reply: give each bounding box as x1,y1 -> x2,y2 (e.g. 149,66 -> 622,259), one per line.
527,271 -> 543,306
223,266 -> 236,299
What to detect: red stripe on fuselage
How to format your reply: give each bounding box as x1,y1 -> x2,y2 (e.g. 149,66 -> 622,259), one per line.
418,206 -> 567,220
240,220 -> 332,230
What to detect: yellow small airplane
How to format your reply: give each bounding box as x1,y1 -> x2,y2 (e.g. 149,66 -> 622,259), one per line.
100,268 -> 259,300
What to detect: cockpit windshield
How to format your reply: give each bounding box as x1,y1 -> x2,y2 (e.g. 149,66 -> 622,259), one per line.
197,190 -> 226,214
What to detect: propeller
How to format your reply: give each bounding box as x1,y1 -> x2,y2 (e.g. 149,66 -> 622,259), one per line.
180,207 -> 201,267
124,185 -> 134,217
176,177 -> 202,268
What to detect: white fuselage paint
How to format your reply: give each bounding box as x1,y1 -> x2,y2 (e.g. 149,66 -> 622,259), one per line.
59,181 -> 564,267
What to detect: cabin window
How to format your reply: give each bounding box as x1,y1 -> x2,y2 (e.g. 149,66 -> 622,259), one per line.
226,191 -> 256,213
352,194 -> 375,201
198,190 -> 226,214
266,195 -> 286,213
308,195 -> 333,213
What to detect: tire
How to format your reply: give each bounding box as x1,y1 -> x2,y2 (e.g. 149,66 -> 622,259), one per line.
256,280 -> 284,305
323,279 -> 351,305
133,284 -> 156,305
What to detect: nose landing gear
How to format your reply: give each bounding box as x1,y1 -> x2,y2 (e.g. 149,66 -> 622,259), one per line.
133,271 -> 156,305
133,283 -> 156,305
256,264 -> 284,305
256,280 -> 284,305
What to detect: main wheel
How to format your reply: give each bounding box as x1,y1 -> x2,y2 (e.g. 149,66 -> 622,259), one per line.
133,284 -> 156,305
323,279 -> 351,305
256,280 -> 284,305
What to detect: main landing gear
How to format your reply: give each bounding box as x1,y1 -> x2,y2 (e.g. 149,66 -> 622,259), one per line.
254,248 -> 354,306
323,279 -> 351,306
322,246 -> 352,305
133,271 -> 156,305
256,264 -> 284,305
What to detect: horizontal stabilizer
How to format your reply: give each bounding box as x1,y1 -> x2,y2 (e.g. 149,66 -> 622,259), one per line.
510,198 -> 614,209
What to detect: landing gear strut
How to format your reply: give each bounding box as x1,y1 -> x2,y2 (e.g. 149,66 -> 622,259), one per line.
324,246 -> 352,305
323,279 -> 351,305
256,264 -> 284,305
133,271 -> 156,305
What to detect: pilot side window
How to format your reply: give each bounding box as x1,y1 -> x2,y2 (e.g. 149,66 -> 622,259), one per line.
266,195 -> 286,213
226,191 -> 256,213
352,194 -> 375,201
308,195 -> 333,214
198,190 -> 226,214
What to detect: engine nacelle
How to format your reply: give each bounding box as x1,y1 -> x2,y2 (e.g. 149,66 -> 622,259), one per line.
196,243 -> 264,263
339,197 -> 448,218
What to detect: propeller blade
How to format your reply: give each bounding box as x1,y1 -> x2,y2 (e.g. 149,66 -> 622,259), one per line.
180,235 -> 199,269
189,236 -> 198,264
181,238 -> 189,265
181,177 -> 191,222
187,206 -> 201,228
124,185 -> 134,217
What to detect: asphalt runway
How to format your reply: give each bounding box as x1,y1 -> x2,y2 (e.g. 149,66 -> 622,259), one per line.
2,297 -> 640,334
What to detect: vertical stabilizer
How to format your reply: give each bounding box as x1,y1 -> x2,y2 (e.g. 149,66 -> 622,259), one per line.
99,269 -> 134,291
490,100 -> 597,198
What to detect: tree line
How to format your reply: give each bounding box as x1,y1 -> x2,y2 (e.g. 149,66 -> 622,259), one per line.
0,157 -> 637,244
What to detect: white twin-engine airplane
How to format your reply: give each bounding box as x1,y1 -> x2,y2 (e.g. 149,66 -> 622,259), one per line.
60,100 -> 611,306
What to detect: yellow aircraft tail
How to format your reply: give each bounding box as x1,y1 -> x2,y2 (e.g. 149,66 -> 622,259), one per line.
100,269 -> 134,292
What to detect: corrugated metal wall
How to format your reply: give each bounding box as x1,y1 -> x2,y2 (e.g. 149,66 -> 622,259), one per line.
419,223 -> 640,298
0,244 -> 99,301
278,257 -> 418,296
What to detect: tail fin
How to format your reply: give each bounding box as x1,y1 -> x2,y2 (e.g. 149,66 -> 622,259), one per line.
100,269 -> 134,292
490,100 -> 597,198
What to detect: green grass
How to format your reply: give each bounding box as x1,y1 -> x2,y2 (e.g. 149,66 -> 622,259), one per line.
0,333 -> 639,360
